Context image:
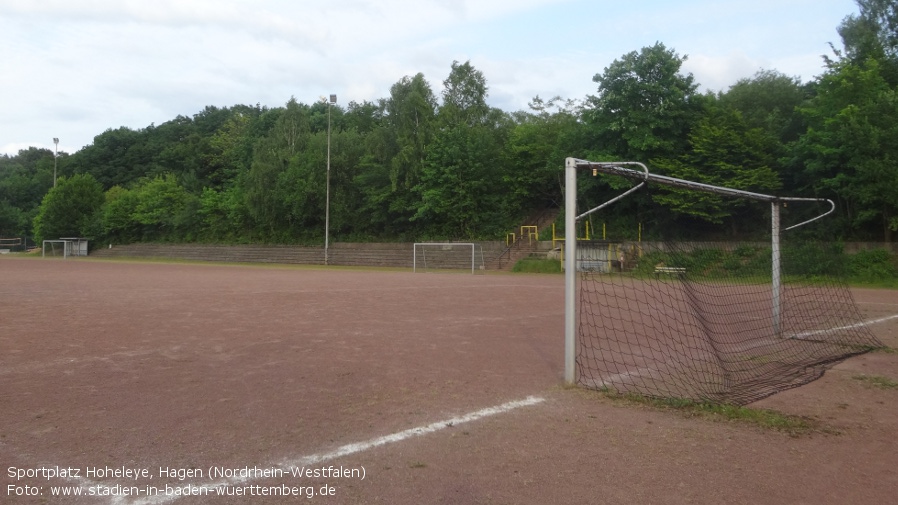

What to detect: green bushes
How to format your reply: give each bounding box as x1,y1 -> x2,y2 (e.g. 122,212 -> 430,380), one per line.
782,243 -> 847,277
847,249 -> 898,285
103,174 -> 198,243
512,257 -> 562,273
623,244 -> 897,286
646,246 -> 768,279
32,174 -> 105,242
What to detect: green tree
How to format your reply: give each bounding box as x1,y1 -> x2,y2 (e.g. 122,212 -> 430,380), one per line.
385,73 -> 437,220
503,96 -> 585,212
0,200 -> 24,238
205,111 -> 255,189
795,58 -> 898,241
278,129 -> 365,239
242,98 -> 311,239
32,174 -> 105,242
585,42 -> 703,162
718,70 -> 807,145
837,0 -> 898,83
652,106 -> 782,232
0,148 -> 55,236
414,61 -> 510,238
101,175 -> 198,243
439,61 -> 490,127
196,186 -> 249,242
76,127 -> 153,188
102,185 -> 140,243
416,125 -> 502,238
130,174 -> 198,241
343,100 -> 382,134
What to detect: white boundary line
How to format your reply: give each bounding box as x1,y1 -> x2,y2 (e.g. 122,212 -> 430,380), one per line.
282,395 -> 545,468
588,367 -> 655,388
790,313 -> 898,340
50,396 -> 544,505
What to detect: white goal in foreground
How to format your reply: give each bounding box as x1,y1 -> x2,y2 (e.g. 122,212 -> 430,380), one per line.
413,243 -> 485,274
560,158 -> 884,406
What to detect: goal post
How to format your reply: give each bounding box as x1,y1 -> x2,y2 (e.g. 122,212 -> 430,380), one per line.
413,243 -> 484,274
42,240 -> 71,258
41,238 -> 89,258
563,157 -> 881,404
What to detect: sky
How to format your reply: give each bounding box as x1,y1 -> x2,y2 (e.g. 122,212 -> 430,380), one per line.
1,0 -> 860,156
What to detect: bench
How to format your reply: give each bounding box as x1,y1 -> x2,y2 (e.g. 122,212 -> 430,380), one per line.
654,266 -> 686,279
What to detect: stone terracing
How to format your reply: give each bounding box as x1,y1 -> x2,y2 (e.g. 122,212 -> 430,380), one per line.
88,242 -> 511,270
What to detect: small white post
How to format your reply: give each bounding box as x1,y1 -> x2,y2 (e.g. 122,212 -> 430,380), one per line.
771,201 -> 782,336
564,158 -> 578,384
470,243 -> 475,274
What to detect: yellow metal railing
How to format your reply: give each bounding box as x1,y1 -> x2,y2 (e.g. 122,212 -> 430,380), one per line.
520,225 -> 539,245
551,222 -> 591,250
554,222 -> 644,270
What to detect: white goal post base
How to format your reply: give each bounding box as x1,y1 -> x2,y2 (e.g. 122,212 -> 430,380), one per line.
413,243 -> 485,274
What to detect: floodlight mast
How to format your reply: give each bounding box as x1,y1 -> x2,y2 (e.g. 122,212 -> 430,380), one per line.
53,138 -> 59,187
324,94 -> 336,265
563,158 -> 835,386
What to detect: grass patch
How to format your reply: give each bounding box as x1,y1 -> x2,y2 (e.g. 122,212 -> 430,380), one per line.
852,374 -> 898,389
597,390 -> 820,436
845,278 -> 898,289
512,257 -> 562,274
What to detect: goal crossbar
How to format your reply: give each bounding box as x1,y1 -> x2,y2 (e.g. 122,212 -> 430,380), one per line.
564,158 -> 836,385
571,160 -> 835,229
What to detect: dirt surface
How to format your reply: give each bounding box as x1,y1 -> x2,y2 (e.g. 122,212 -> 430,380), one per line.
1,257 -> 896,504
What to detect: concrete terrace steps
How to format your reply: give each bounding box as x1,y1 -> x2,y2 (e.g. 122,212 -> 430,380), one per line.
88,242 -> 509,270
492,207 -> 561,271
89,243 -> 325,264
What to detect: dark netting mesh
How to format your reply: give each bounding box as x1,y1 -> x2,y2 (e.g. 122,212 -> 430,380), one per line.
576,239 -> 883,405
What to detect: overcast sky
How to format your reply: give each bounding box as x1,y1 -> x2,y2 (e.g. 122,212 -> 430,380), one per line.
1,0 -> 859,156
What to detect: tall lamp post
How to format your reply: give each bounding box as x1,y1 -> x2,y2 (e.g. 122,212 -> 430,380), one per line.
324,94 -> 336,265
52,138 -> 59,187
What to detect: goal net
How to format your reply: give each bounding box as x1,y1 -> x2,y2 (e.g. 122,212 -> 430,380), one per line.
42,240 -> 73,258
413,243 -> 485,274
42,238 -> 88,258
564,159 -> 883,405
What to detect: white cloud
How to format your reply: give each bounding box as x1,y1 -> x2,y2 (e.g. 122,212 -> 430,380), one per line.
0,0 -> 859,156
683,52 -> 770,93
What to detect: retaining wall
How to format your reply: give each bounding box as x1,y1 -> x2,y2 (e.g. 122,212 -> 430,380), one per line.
88,242 -> 509,270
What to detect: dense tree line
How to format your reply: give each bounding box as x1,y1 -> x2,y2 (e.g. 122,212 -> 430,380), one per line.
3,0 -> 897,245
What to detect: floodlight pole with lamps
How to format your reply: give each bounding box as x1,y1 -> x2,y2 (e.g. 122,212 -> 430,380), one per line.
53,138 -> 59,187
324,94 -> 336,265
